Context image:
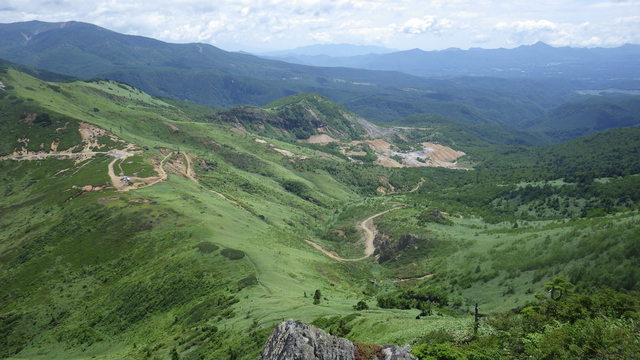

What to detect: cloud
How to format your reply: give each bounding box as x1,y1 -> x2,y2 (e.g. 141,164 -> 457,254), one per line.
0,0 -> 639,51
494,17 -> 640,47
495,19 -> 557,32
401,16 -> 453,35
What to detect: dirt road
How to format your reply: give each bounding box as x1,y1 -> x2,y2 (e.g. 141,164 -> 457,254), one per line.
306,206 -> 402,262
393,274 -> 434,282
409,177 -> 425,193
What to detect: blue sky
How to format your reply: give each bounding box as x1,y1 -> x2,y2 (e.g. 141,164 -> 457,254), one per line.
1,0 -> 639,51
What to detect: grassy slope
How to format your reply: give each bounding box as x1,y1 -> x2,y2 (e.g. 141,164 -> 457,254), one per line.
0,69 -> 481,359
1,67 -> 639,359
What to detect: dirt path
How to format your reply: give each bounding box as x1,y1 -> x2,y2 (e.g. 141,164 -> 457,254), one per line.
409,177 -> 425,193
393,274 -> 434,282
182,152 -> 197,182
206,189 -> 241,207
306,206 -> 403,262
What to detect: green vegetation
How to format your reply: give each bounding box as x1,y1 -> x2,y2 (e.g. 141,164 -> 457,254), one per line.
1,64 -> 639,360
410,287 -> 640,360
212,93 -> 366,141
220,248 -> 246,260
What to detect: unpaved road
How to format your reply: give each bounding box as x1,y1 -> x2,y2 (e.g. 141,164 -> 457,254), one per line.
409,177 -> 425,193
306,206 -> 403,262
108,151 -> 172,191
394,274 -> 434,282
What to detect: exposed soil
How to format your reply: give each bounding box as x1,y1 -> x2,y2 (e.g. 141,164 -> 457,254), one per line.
162,151 -> 198,183
306,206 -> 403,262
107,150 -> 169,191
273,148 -> 296,157
409,177 -> 425,193
421,142 -> 466,169
393,274 -> 434,282
230,127 -> 246,136
299,134 -> 338,144
163,121 -> 180,132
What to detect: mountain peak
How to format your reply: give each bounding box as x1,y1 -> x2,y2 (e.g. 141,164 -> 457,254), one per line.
529,41 -> 552,48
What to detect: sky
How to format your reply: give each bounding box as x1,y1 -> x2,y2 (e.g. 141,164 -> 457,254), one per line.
1,0 -> 639,52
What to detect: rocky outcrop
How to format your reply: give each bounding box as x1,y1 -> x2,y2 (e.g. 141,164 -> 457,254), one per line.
374,233 -> 426,263
260,320 -> 416,360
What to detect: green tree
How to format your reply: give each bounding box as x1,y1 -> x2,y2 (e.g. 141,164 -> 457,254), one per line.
313,289 -> 322,305
544,277 -> 574,301
353,300 -> 369,311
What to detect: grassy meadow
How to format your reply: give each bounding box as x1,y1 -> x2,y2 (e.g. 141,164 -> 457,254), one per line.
1,67 -> 639,359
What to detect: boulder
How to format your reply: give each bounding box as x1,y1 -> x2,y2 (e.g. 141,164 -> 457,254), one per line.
260,320 -> 416,360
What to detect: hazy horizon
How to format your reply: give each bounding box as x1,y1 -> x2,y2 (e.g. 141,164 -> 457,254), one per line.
1,1 -> 639,53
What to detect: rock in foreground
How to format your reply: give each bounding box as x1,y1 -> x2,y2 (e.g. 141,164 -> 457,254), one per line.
260,320 -> 416,360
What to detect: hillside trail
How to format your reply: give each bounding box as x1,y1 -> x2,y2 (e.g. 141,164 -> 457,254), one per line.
393,273 -> 434,282
306,206 -> 403,262
108,151 -> 173,191
409,177 -> 425,193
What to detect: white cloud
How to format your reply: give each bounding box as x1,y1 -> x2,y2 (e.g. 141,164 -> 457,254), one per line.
495,19 -> 557,32
0,0 -> 639,51
493,16 -> 640,47
401,16 -> 453,35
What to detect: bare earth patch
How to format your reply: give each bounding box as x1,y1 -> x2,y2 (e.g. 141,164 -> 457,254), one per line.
163,121 -> 180,132
230,127 -> 246,136
299,134 -> 338,144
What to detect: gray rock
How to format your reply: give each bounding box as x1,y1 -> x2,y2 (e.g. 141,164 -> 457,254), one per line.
380,345 -> 417,360
260,320 -> 416,360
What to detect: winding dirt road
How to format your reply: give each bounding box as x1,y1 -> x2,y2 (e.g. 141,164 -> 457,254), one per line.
306,206 -> 403,262
409,177 -> 425,193
107,151 -> 173,191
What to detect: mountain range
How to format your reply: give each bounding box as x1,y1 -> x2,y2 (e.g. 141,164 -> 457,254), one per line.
1,20 -> 639,145
263,41 -> 640,81
1,19 -> 640,360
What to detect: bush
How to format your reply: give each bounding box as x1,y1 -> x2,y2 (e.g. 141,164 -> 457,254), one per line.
413,343 -> 468,360
418,209 -> 453,226
194,242 -> 219,254
353,300 -> 369,311
355,343 -> 382,360
523,318 -> 640,360
237,276 -> 258,289
281,179 -> 311,199
221,248 -> 245,260
34,113 -> 52,127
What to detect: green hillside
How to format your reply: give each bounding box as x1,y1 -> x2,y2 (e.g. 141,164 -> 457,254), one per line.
1,66 -> 639,360
210,94 -> 366,140
527,96 -> 640,141
0,21 -> 589,139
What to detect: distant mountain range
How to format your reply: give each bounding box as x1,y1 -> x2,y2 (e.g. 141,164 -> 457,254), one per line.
259,43 -> 396,57
0,21 -> 433,109
1,20 -> 639,144
262,42 -> 640,80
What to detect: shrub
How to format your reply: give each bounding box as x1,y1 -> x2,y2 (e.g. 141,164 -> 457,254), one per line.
355,343 -> 382,360
34,113 -> 52,126
281,179 -> 311,199
413,343 -> 468,360
221,248 -> 245,260
353,300 -> 369,311
418,209 -> 453,226
237,276 -> 258,289
194,242 -> 219,254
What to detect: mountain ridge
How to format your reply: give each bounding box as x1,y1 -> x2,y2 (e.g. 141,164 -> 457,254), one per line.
263,41 -> 640,80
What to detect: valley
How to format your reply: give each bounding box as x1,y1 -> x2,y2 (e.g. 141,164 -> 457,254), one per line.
0,25 -> 639,360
